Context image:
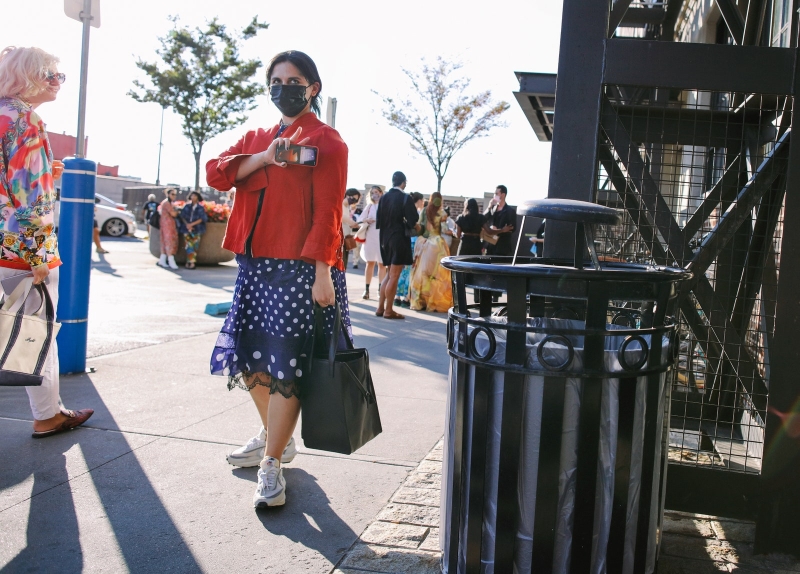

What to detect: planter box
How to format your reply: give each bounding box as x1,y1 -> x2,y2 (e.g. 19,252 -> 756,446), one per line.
149,221 -> 235,265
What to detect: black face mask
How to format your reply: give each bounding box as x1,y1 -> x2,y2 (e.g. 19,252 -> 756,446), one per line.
270,84 -> 310,117
347,196 -> 359,205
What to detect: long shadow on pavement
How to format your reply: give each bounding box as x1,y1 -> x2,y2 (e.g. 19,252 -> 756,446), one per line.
233,467 -> 359,567
0,373 -> 203,572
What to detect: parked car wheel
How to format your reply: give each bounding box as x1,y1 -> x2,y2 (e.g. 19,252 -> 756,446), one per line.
103,218 -> 128,237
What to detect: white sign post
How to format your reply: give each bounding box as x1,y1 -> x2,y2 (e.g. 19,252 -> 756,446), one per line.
64,0 -> 100,157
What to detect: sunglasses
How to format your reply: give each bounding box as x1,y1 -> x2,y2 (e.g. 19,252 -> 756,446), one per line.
45,72 -> 66,84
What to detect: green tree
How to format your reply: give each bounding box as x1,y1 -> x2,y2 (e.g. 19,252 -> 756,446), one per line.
376,58 -> 510,193
129,16 -> 269,190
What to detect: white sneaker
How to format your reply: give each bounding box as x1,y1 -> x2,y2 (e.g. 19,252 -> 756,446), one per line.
253,457 -> 285,508
226,427 -> 298,467
167,255 -> 179,270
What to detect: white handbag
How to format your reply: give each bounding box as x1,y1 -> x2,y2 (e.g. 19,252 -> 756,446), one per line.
0,280 -> 60,386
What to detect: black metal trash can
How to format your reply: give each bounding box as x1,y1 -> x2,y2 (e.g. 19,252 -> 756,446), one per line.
439,200 -> 691,574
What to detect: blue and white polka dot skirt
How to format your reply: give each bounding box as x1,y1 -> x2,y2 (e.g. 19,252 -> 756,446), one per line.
209,255 -> 352,397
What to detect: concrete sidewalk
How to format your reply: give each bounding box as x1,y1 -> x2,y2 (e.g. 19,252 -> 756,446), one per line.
0,237 -> 449,573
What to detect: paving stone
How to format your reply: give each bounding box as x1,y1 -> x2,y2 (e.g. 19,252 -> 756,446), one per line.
656,555 -> 736,573
419,527 -> 440,552
416,459 -> 442,475
360,521 -> 429,549
377,503 -> 440,527
340,542 -> 441,574
663,514 -> 716,538
392,486 -> 441,507
711,519 -> 756,543
404,472 -> 442,490
424,450 -> 443,462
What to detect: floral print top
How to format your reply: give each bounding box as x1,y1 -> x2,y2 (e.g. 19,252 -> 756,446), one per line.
0,97 -> 60,269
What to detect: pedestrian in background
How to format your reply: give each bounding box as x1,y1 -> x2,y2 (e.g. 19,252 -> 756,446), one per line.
483,185 -> 516,256
409,192 -> 453,312
455,198 -> 485,256
0,45 -> 93,437
342,188 -> 360,269
394,191 -> 423,308
206,50 -> 351,510
179,191 -> 208,269
376,172 -> 419,319
92,208 -> 108,254
157,187 -> 179,269
358,185 -> 385,299
141,193 -> 159,238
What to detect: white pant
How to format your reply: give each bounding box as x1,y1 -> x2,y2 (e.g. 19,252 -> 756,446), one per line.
0,267 -> 63,420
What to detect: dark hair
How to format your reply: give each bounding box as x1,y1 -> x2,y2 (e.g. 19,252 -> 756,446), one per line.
188,191 -> 204,202
444,206 -> 451,216
464,198 -> 479,215
410,192 -> 424,203
266,51 -> 322,116
345,188 -> 361,197
496,185 -> 508,195
392,171 -> 407,187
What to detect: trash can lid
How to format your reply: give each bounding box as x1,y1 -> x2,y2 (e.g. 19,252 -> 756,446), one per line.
518,198 -> 621,225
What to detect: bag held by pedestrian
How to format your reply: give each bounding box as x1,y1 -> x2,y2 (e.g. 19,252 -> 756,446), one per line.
301,303 -> 382,455
149,210 -> 161,230
480,229 -> 499,245
344,234 -> 358,251
0,280 -> 60,387
354,222 -> 368,243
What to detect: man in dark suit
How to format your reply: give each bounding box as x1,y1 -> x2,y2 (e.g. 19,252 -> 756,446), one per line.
375,171 -> 419,319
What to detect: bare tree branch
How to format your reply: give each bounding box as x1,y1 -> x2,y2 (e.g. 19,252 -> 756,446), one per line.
375,57 -> 509,192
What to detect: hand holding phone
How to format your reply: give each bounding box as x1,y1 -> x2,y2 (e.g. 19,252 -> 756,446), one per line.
275,144 -> 318,167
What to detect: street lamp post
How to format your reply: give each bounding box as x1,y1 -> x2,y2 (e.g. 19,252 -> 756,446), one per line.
156,106 -> 165,185
75,0 -> 93,158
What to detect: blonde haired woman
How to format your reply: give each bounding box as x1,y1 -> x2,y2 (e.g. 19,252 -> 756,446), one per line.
409,192 -> 453,312
0,46 -> 93,437
357,185 -> 386,299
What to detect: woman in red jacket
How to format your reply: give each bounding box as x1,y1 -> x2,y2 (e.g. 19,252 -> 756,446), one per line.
206,51 -> 350,509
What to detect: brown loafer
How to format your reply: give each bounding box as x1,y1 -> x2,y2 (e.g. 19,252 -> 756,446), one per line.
32,409 -> 94,439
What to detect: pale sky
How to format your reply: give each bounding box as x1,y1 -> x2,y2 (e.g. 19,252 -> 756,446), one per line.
11,0 -> 562,201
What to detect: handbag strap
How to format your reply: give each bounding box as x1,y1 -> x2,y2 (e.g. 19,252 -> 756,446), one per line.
309,300 -> 354,375
0,284 -> 54,374
1,277 -> 33,314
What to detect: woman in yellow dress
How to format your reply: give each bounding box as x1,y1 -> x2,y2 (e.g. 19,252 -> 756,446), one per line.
409,192 -> 453,312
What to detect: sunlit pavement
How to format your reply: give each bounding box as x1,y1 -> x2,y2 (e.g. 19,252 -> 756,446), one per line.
0,236 -> 449,573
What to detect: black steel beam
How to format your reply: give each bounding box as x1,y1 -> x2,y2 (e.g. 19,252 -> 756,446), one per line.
611,105 -> 767,147
715,0 -> 746,43
600,102 -> 691,264
755,51 -> 800,556
604,39 -> 796,94
683,154 -> 743,241
687,131 -> 789,280
665,464 -> 760,519
608,0 -> 634,35
742,0 -> 767,45
544,0 -> 611,260
620,6 -> 667,26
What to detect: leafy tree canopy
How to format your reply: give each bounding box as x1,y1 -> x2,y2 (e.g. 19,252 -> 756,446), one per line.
376,58 -> 510,193
129,16 -> 269,189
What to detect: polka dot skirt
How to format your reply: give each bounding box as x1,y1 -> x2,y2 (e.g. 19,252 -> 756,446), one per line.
210,255 -> 352,397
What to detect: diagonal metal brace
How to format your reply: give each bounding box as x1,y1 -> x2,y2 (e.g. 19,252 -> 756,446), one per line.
687,130 -> 790,284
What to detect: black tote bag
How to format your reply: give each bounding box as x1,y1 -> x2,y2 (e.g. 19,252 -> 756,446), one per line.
301,303 -> 382,455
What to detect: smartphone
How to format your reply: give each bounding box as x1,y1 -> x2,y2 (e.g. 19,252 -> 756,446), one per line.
275,144 -> 318,167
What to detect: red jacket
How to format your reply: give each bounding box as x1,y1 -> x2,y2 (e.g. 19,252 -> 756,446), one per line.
206,112 -> 348,270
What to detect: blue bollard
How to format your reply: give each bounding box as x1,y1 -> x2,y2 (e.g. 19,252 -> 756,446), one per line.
57,158 -> 96,374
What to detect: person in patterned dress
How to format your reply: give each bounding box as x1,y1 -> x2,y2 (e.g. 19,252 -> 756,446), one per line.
0,46 -> 93,437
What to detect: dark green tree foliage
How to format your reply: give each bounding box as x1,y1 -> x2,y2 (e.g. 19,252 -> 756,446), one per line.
129,16 -> 269,189
376,58 -> 510,193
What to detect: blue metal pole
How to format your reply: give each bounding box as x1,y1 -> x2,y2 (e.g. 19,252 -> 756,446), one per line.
57,157 -> 96,374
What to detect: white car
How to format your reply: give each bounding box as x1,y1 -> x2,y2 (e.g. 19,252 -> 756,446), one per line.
54,197 -> 137,237
94,203 -> 137,237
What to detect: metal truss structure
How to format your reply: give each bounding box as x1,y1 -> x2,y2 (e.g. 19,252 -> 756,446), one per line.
536,0 -> 800,556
